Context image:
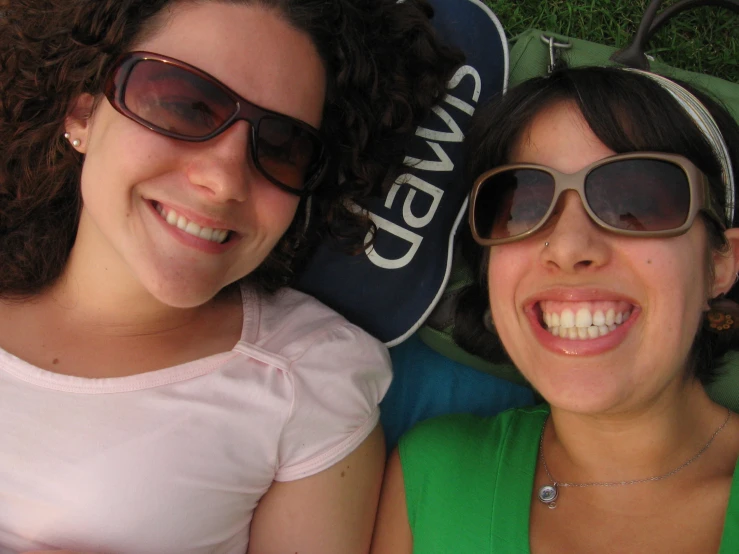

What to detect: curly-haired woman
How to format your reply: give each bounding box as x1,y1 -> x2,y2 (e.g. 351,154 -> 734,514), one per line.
0,1 -> 461,552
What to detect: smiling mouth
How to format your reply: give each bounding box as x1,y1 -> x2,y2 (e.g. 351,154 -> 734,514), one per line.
537,300 -> 634,340
153,202 -> 232,244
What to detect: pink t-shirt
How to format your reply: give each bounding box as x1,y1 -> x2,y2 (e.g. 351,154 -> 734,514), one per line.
0,287 -> 391,554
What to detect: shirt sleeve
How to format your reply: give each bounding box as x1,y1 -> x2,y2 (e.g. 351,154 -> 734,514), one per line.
274,322 -> 392,481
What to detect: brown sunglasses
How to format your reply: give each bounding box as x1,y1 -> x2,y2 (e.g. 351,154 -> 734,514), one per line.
104,51 -> 329,195
469,152 -> 725,246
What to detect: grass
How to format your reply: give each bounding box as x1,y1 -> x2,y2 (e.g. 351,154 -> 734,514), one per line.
484,0 -> 739,82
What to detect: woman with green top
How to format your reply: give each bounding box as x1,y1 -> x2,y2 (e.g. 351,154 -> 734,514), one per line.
371,66 -> 739,553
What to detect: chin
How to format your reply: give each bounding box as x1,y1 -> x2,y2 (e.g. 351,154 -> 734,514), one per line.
528,369 -> 635,415
132,257 -> 255,309
140,273 -> 235,309
544,394 -> 631,416
150,287 -> 222,309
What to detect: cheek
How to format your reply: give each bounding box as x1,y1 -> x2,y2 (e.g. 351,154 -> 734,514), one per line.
253,184 -> 300,235
487,245 -> 531,290
486,247 -> 529,323
638,236 -> 710,326
80,114 -> 165,189
78,152 -> 120,212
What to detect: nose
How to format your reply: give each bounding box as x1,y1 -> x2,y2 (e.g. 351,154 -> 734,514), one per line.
186,120 -> 256,203
540,190 -> 611,272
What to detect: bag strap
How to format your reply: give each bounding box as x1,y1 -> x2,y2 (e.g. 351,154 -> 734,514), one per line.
611,0 -> 739,68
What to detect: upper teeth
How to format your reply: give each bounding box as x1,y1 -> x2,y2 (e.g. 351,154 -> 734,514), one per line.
540,301 -> 633,340
155,203 -> 230,244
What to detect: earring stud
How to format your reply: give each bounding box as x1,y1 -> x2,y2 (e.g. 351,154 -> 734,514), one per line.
72,139 -> 81,147
64,132 -> 71,140
545,241 -> 550,247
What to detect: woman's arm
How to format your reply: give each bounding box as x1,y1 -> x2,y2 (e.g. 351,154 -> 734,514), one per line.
370,448 -> 413,554
247,425 -> 385,554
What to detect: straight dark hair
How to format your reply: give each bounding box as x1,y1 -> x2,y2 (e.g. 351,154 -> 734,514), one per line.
454,66 -> 739,385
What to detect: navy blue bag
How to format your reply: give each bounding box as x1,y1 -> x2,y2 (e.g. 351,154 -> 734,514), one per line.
296,0 -> 508,346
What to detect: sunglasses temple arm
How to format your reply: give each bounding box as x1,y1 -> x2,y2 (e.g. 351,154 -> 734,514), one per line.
703,179 -> 729,229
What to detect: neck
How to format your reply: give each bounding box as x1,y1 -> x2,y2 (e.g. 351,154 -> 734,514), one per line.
545,384 -> 728,484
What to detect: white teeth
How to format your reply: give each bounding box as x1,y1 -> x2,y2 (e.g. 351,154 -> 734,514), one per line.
542,305 -> 634,340
605,309 -> 615,326
154,203 -> 230,244
550,312 -> 560,327
593,310 -> 605,326
560,309 -> 575,329
548,321 -> 622,340
575,308 -> 592,328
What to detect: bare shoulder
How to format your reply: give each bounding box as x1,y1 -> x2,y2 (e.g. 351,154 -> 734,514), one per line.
370,449 -> 413,554
247,425 -> 385,554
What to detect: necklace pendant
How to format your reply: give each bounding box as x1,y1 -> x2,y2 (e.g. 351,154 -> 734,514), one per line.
538,484 -> 558,508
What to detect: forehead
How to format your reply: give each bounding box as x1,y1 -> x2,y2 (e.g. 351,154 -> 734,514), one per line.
133,2 -> 327,126
510,101 -> 616,174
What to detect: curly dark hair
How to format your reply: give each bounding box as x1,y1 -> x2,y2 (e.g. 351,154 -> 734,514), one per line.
0,0 -> 463,297
453,66 -> 739,386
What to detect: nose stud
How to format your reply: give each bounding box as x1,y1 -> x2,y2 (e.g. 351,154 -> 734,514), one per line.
545,241 -> 550,247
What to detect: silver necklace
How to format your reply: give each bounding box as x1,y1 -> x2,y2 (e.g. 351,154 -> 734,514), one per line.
537,408 -> 731,509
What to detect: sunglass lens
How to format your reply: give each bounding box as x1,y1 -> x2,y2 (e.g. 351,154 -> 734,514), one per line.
256,116 -> 323,190
474,169 -> 554,241
124,60 -> 236,137
585,159 -> 691,232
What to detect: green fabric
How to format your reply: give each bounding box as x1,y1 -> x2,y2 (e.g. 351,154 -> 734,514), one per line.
399,406 -> 739,553
508,29 -> 739,120
417,326 -> 527,386
399,405 -> 547,553
723,458 -> 739,554
707,353 -> 739,413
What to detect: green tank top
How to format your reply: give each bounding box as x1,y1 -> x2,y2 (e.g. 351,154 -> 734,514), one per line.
399,405 -> 739,553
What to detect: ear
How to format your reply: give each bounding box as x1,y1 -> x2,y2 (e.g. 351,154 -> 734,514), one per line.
710,228 -> 739,298
64,93 -> 95,154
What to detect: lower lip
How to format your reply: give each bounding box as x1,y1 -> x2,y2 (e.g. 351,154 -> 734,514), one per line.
525,305 -> 640,356
148,202 -> 237,254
